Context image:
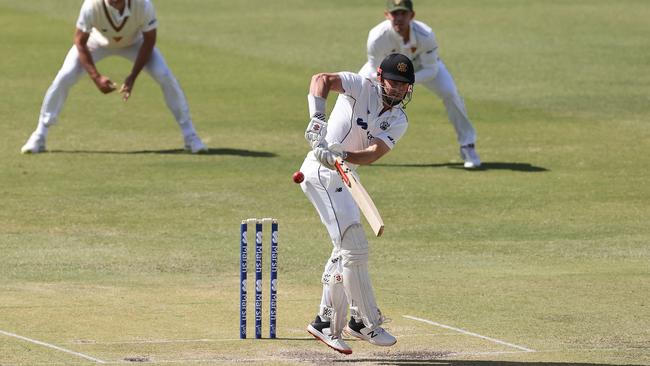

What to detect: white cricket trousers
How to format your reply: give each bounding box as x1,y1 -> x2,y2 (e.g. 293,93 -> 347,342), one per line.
300,152 -> 361,246
300,152 -> 382,332
37,40 -> 193,132
419,61 -> 477,147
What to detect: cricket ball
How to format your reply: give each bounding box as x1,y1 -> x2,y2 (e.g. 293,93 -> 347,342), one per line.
292,171 -> 304,184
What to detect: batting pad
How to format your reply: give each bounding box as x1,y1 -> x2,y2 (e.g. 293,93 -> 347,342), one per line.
319,249 -> 348,336
340,224 -> 382,329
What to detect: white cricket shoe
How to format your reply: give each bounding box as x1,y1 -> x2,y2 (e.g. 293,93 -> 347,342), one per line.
343,318 -> 397,347
184,134 -> 208,154
21,133 -> 47,154
460,144 -> 481,169
307,316 -> 352,355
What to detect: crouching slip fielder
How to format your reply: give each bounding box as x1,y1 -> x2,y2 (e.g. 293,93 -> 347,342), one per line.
359,0 -> 481,168
21,0 -> 207,154
300,53 -> 414,354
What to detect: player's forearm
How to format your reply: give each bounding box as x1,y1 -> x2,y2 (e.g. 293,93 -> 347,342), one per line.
77,47 -> 100,80
129,33 -> 156,80
74,32 -> 100,80
345,142 -> 390,166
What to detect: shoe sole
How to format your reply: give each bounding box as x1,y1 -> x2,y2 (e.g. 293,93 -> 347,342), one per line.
307,325 -> 352,355
463,163 -> 481,169
21,148 -> 46,154
184,147 -> 208,154
343,326 -> 397,347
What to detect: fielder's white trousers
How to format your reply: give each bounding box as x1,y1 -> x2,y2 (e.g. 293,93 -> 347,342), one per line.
419,61 -> 476,147
37,40 -> 193,134
300,152 -> 360,246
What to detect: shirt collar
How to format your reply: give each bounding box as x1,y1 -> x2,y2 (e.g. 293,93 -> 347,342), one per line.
104,0 -> 131,23
389,21 -> 417,49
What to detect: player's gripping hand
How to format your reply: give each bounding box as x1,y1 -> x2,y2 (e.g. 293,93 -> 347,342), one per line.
119,74 -> 135,102
313,143 -> 346,170
93,75 -> 117,94
305,116 -> 328,148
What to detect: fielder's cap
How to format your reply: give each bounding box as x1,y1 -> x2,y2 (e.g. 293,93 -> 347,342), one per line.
386,0 -> 413,13
378,53 -> 415,84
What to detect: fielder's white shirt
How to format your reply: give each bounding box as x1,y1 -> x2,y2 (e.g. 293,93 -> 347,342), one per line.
361,20 -> 440,84
327,72 -> 408,157
76,0 -> 158,49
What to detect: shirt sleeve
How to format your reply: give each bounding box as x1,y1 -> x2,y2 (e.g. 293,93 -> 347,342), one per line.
413,31 -> 440,83
363,26 -> 391,79
141,0 -> 158,32
375,118 -> 408,150
76,1 -> 93,33
338,72 -> 364,100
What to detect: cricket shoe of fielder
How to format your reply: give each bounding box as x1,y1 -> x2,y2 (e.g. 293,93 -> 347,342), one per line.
307,316 -> 352,355
184,133 -> 208,154
343,317 -> 397,346
21,133 -> 47,154
460,143 -> 481,169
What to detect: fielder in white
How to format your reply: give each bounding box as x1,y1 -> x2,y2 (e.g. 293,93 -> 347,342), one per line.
21,0 -> 207,154
359,0 -> 481,168
301,53 -> 415,354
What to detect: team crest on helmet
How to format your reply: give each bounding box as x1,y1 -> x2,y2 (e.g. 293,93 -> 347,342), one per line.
397,62 -> 409,73
393,0 -> 403,5
380,121 -> 390,130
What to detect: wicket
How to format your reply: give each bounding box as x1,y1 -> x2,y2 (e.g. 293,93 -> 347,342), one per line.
240,218 -> 278,339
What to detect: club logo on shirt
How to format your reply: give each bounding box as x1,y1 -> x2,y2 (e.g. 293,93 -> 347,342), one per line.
356,118 -> 368,130
380,121 -> 390,130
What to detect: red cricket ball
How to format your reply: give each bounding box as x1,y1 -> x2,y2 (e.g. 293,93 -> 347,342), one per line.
292,171 -> 304,184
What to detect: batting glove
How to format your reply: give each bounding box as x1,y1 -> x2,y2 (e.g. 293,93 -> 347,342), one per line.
305,116 -> 328,148
313,143 -> 346,170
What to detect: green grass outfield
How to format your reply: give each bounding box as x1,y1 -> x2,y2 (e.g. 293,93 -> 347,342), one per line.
1,0 -> 649,365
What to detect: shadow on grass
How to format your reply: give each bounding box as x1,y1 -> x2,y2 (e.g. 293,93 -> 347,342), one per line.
374,162 -> 548,172
334,360 -> 642,366
48,148 -> 276,157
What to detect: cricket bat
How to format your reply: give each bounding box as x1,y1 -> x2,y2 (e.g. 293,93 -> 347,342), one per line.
334,157 -> 384,237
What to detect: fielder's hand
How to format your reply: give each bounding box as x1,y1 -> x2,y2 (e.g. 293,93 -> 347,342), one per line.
94,76 -> 117,94
120,75 -> 135,102
313,143 -> 346,170
305,116 -> 328,148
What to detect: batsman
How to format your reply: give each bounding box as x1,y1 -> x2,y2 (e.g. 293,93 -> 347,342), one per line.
300,53 -> 415,354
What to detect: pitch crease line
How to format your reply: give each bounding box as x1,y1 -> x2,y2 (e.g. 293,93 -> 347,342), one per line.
403,315 -> 535,352
0,329 -> 107,364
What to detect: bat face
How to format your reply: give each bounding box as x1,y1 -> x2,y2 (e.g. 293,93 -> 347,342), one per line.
334,158 -> 385,237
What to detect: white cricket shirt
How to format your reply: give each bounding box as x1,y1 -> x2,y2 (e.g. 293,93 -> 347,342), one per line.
76,0 -> 158,49
326,72 -> 408,156
362,20 -> 440,83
